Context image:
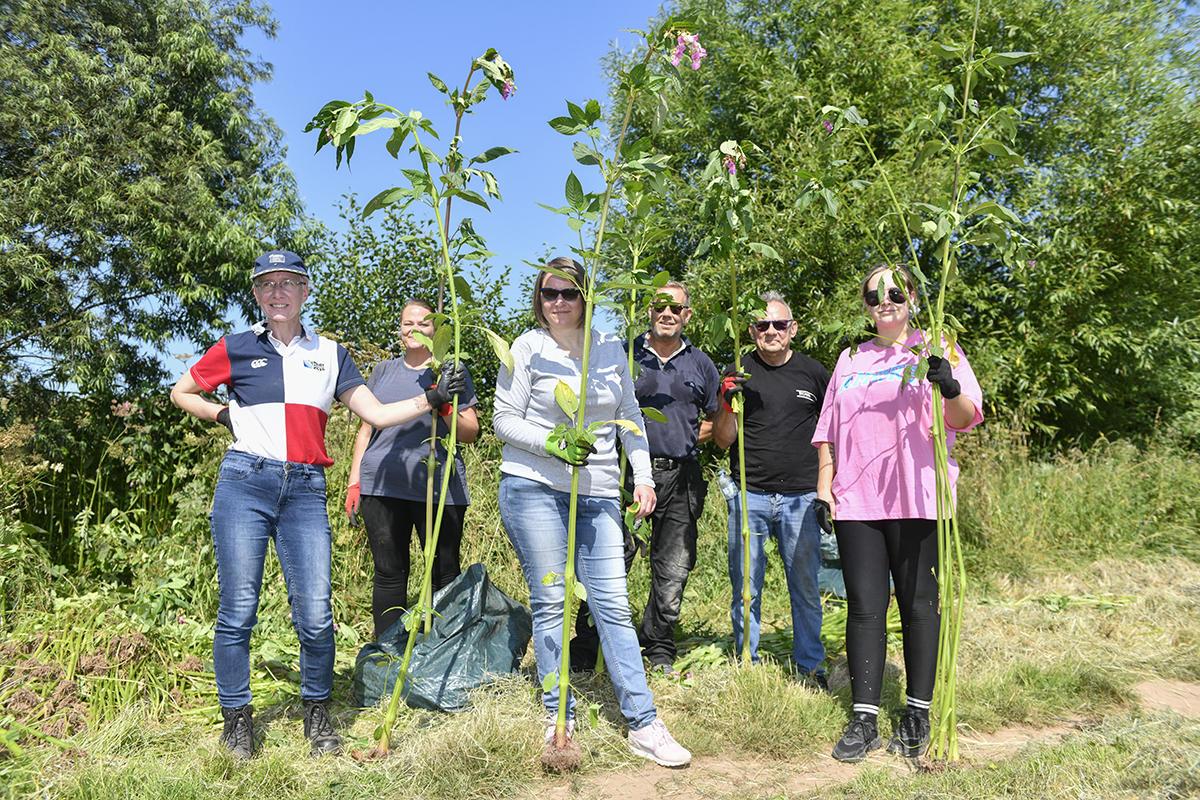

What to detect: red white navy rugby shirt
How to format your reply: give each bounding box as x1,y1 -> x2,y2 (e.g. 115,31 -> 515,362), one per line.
190,323 -> 365,466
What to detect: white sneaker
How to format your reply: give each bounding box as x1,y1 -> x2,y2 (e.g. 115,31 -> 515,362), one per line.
544,717 -> 575,746
627,718 -> 691,766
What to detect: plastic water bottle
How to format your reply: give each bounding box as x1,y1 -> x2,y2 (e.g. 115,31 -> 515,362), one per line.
717,469 -> 738,506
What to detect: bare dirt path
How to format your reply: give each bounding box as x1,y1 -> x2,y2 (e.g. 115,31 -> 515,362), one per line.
533,678 -> 1200,800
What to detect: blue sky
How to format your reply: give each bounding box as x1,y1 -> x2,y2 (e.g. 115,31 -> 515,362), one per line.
162,0 -> 683,379
246,0 -> 672,302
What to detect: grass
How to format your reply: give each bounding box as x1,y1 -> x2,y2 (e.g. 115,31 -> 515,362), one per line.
3,426 -> 1200,797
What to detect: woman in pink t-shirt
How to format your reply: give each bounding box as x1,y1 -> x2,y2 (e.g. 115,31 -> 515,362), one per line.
812,264 -> 983,763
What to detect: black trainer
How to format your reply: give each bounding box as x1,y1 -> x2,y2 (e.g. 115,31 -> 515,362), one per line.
886,707 -> 931,758
831,713 -> 882,763
219,704 -> 255,760
302,698 -> 342,756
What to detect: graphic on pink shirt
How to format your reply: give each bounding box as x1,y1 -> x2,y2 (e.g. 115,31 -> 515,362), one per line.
812,331 -> 983,521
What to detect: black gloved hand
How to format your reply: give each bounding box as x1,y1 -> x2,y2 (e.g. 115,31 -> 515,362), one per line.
216,407 -> 235,438
813,498 -> 833,534
720,369 -> 749,412
925,355 -> 961,399
425,361 -> 468,409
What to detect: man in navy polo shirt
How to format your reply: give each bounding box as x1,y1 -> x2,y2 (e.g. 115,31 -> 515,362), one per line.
628,280 -> 721,670
171,250 -> 466,761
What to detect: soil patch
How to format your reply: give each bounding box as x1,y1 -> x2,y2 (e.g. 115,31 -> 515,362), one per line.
534,678 -> 1200,800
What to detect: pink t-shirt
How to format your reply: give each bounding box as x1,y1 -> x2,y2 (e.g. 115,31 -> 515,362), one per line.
811,331 -> 983,521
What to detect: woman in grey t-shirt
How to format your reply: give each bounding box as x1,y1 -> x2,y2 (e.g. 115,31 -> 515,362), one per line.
345,298 -> 480,638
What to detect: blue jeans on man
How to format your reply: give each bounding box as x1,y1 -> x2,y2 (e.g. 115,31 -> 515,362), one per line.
726,488 -> 825,672
209,451 -> 335,708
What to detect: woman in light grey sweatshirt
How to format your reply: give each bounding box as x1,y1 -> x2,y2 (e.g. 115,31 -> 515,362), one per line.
493,257 -> 691,767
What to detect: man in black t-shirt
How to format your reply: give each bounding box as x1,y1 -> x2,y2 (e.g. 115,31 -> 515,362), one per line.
714,291 -> 831,681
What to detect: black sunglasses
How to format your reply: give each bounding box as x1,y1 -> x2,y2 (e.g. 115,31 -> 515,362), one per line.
753,319 -> 793,332
864,287 -> 908,306
539,287 -> 582,302
652,304 -> 688,315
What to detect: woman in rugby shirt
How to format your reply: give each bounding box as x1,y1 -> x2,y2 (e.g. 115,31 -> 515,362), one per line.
171,250 -> 466,761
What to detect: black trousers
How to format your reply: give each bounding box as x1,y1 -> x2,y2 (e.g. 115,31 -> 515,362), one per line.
570,459 -> 706,669
836,518 -> 940,707
360,495 -> 464,638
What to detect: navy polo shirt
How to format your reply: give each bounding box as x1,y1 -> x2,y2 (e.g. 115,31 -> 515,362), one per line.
631,332 -> 721,460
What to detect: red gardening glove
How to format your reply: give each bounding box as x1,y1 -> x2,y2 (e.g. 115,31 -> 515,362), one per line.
345,482 -> 360,525
720,369 -> 748,413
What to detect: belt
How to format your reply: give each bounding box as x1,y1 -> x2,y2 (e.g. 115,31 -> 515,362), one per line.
651,456 -> 694,471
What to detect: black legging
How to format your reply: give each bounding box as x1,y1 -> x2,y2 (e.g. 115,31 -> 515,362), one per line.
360,495 -> 464,637
836,518 -> 940,707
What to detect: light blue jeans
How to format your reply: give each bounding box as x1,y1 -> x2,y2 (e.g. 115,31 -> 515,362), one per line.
499,475 -> 657,729
209,451 -> 334,708
727,489 -> 825,672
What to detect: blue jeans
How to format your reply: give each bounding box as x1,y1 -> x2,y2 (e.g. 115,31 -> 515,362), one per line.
209,451 -> 334,707
499,475 -> 657,730
726,489 -> 825,672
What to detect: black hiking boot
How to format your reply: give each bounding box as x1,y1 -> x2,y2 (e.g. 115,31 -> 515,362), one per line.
219,704 -> 255,760
886,707 -> 931,758
302,698 -> 342,756
831,713 -> 882,763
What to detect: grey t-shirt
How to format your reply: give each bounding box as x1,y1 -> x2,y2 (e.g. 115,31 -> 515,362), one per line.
358,358 -> 477,505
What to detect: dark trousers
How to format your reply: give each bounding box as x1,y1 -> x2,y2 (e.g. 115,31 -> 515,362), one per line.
836,518 -> 940,706
360,495 -> 464,638
570,459 -> 706,669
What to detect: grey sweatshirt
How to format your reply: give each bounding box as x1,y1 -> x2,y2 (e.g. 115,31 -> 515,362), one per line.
493,328 -> 653,498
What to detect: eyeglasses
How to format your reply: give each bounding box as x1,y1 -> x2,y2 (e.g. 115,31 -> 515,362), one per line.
539,287 -> 582,302
255,279 -> 307,292
753,319 -> 793,332
652,304 -> 688,315
864,287 -> 908,306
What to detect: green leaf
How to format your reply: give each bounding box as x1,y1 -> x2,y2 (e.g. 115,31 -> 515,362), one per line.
980,139 -> 1025,166
427,72 -> 449,95
469,146 -> 517,165
990,51 -> 1036,66
432,324 -> 453,363
363,187 -> 412,217
483,327 -> 514,374
623,502 -> 640,531
555,381 -> 579,419
584,99 -> 602,124
747,242 -> 783,262
548,116 -> 586,135
573,141 -> 603,166
970,201 -> 1022,225
573,582 -> 588,602
641,407 -> 668,424
911,140 -> 946,173
565,172 -> 585,211
453,275 -> 474,304
542,671 -> 558,693
448,188 -> 491,210
411,331 -> 434,351
932,41 -> 965,59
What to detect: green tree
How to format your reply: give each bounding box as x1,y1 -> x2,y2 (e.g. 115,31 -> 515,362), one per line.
0,0 -> 302,393
609,0 -> 1200,447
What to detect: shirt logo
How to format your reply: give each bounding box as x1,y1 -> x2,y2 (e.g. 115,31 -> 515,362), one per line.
796,389 -> 817,403
251,358 -> 268,369
303,359 -> 326,372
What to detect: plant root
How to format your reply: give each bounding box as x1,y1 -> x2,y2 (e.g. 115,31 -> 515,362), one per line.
540,735 -> 583,773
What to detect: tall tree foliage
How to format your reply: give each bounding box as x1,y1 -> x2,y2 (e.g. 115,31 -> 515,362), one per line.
0,0 -> 302,393
610,0 -> 1200,447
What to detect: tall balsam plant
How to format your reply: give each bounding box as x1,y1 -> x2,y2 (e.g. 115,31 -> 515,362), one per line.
534,12 -> 708,760
305,49 -> 517,755
813,6 -> 1033,760
693,140 -> 780,662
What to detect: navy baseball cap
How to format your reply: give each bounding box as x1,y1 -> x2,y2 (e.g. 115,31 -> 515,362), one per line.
252,250 -> 308,279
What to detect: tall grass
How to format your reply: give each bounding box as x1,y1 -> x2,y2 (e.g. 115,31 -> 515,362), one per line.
5,403 -> 1200,796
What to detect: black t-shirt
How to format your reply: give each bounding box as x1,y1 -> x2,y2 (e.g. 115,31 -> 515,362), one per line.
729,350 -> 831,494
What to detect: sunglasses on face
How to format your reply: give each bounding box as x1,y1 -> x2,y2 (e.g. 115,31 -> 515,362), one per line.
753,319 -> 793,333
652,304 -> 687,315
864,286 -> 908,306
539,287 -> 582,302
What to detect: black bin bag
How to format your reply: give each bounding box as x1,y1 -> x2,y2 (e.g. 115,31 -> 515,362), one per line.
352,562 -> 532,712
